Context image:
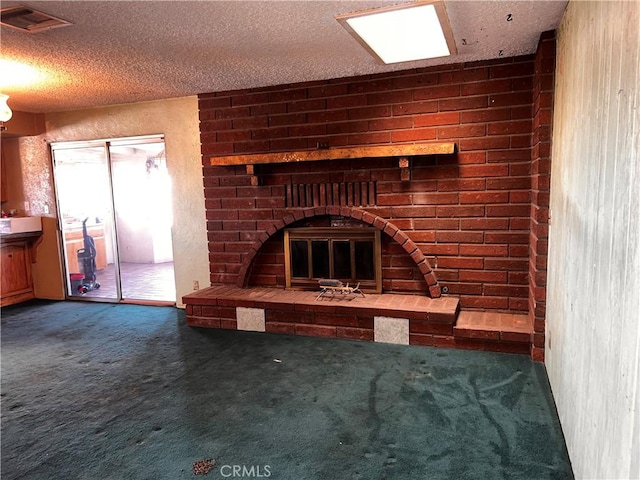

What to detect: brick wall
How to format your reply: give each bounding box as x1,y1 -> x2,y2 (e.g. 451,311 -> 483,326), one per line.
529,31 -> 556,360
199,52 -> 544,312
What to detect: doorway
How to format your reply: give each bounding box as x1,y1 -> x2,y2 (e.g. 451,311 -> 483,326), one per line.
51,136 -> 176,304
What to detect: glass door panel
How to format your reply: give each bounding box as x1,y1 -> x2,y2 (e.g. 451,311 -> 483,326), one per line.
52,145 -> 120,300
109,141 -> 175,302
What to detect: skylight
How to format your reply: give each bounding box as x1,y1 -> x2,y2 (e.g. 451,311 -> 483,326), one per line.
336,0 -> 456,65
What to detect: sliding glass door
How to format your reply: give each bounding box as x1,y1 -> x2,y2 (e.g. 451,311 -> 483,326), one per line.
52,136 -> 176,303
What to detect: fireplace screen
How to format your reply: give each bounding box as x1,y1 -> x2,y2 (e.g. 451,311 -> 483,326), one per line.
284,228 -> 382,293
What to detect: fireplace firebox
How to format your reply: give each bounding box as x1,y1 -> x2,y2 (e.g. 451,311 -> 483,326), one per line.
284,227 -> 382,293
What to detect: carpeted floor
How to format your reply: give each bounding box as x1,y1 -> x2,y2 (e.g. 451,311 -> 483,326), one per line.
1,301 -> 573,480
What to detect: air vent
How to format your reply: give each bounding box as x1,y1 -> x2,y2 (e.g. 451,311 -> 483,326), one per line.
1,5 -> 71,33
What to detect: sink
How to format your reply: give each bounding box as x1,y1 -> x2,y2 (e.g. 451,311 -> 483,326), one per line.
0,216 -> 43,234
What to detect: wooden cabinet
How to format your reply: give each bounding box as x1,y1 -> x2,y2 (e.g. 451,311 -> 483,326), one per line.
63,224 -> 107,274
1,233 -> 41,307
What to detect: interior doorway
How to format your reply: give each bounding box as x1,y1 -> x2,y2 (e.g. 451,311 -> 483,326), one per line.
51,136 -> 176,304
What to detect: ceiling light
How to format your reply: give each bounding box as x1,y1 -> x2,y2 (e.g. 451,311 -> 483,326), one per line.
336,0 -> 457,65
0,94 -> 13,131
0,59 -> 47,89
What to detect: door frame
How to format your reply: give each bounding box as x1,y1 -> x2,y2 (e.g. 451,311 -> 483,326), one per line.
50,134 -> 172,304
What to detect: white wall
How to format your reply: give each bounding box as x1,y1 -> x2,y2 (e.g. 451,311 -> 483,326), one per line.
546,2 -> 640,479
40,97 -> 209,306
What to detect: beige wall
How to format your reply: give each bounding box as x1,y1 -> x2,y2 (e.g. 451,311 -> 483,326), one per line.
546,1 -> 640,478
14,97 -> 208,306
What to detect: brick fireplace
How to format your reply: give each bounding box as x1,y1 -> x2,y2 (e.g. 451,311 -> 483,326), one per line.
183,32 -> 555,360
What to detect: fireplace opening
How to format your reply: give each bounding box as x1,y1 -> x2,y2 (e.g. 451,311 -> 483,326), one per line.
284,227 -> 382,293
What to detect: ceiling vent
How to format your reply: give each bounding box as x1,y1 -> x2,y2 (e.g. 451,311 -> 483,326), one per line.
1,5 -> 71,33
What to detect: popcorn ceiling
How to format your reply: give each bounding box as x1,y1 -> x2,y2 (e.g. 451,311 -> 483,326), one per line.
0,0 -> 567,113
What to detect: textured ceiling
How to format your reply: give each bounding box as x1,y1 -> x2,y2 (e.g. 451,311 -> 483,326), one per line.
0,0 -> 567,113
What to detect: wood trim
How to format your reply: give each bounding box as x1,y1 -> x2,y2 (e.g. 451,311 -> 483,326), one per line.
210,142 -> 455,166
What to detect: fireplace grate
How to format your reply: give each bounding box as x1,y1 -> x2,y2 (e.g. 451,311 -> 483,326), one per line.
285,181 -> 377,208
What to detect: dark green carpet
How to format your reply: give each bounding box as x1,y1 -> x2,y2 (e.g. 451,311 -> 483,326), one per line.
1,301 -> 573,480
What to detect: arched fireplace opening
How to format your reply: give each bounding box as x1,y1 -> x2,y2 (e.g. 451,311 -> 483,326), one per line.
239,208 -> 441,298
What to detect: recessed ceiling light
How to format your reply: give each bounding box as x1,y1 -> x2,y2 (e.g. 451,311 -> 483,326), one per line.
336,0 -> 457,65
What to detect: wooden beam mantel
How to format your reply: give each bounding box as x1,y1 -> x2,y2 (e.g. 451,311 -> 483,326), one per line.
210,143 -> 456,167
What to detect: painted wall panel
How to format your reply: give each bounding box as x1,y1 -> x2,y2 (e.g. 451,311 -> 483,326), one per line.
546,1 -> 640,478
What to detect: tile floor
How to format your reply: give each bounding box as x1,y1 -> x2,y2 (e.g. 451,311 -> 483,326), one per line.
70,261 -> 176,303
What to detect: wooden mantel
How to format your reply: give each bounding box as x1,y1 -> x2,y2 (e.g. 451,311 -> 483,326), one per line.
209,142 -> 456,167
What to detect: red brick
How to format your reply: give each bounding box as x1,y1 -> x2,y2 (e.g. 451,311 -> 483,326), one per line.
486,177 -> 530,190
369,117 -> 413,131
484,284 -> 528,297
455,152 -> 487,164
459,164 -> 509,178
484,232 -> 529,244
487,149 -> 531,162
439,68 -> 488,84
414,112 -> 460,127
485,341 -> 530,355
392,101 -> 438,116
460,244 -> 508,256
296,324 -> 337,338
203,143 -> 235,156
461,79 -> 511,96
455,327 -> 500,340
187,317 -> 221,328
409,334 -> 435,346
337,327 -> 374,341
460,192 -> 509,204
437,178 -> 485,192
202,306 -> 236,318
412,192 -> 459,205
439,96 -> 488,111
490,62 -> 534,79
486,205 -> 530,217
437,124 -> 486,139
307,83 -> 348,98
445,282 -> 483,295
432,335 -> 455,348
459,270 -> 507,282
414,84 -> 461,100
413,218 -> 460,230
437,257 -> 484,269
410,322 -> 453,335
488,120 -> 532,135
315,313 -> 359,328
391,128 -> 437,142
220,319 -> 238,330
484,259 -> 528,271
436,205 -> 485,217
460,108 -> 512,124
250,103 -> 287,116
459,136 -> 510,151
266,322 -> 296,335
367,90 -> 412,105
436,231 -> 484,243
489,92 -> 533,107
531,346 -> 545,362
460,295 -> 509,309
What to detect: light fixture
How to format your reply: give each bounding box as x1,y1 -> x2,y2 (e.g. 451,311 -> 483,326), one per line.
0,94 -> 12,131
336,0 -> 457,65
